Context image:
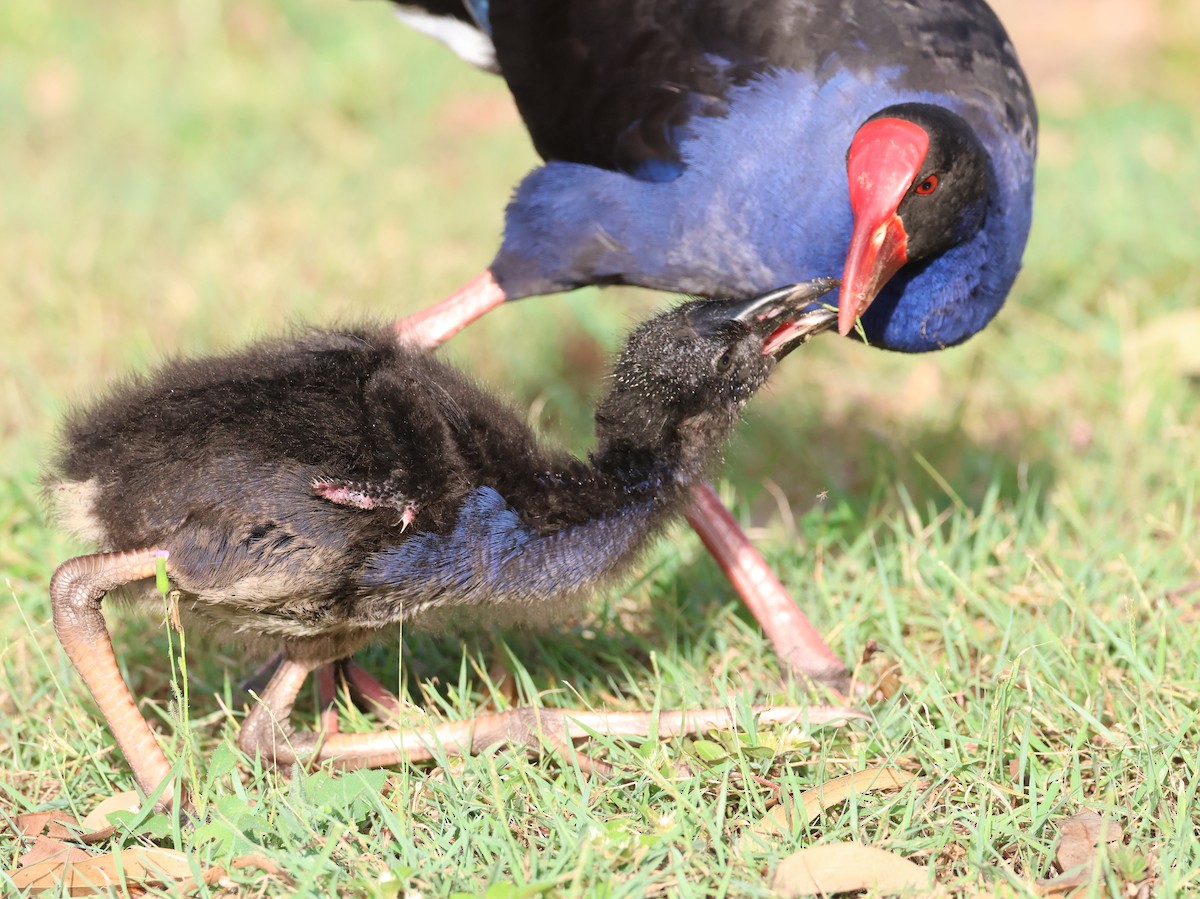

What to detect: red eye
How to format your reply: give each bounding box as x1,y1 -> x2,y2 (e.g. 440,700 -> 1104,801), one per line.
915,175 -> 939,195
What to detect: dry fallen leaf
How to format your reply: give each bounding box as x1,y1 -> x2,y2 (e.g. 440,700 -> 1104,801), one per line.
753,766 -> 917,836
9,846 -> 193,896
17,836 -> 92,868
1039,808 -> 1123,892
773,841 -> 928,897
10,811 -> 82,840
77,791 -> 142,843
231,852 -> 292,880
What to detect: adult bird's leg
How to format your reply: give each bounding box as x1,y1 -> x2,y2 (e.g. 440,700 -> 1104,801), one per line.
392,270 -> 508,348
687,485 -> 850,693
50,548 -> 180,811
238,657 -> 867,775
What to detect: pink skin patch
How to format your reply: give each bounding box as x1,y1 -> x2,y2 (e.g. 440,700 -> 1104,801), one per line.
312,479 -> 419,531
398,506 -> 417,532
312,480 -> 380,510
762,321 -> 803,356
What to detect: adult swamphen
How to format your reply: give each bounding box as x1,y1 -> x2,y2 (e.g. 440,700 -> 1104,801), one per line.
384,0 -> 1038,690
46,280 -> 861,810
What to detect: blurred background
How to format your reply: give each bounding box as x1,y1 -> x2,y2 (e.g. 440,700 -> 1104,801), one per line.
2,0 -> 1199,636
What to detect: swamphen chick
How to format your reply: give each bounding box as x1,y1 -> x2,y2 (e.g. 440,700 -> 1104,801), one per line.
46,279 -> 855,810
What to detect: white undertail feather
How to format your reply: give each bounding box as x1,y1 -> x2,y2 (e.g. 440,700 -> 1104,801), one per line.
393,6 -> 497,72
46,478 -> 108,545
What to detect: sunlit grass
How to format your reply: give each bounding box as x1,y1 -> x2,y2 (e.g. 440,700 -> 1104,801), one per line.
2,1 -> 1198,895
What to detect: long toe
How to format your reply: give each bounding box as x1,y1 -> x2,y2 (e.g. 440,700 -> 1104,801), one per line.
303,703 -> 867,772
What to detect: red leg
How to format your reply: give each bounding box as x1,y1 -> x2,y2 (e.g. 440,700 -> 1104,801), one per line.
687,483 -> 850,693
392,269 -> 507,349
342,660 -> 403,720
316,662 -> 341,735
51,549 -> 180,810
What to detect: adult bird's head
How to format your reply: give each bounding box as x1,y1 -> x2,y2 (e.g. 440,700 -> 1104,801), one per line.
839,103 -> 990,338
595,278 -> 837,482
391,0 -> 1036,355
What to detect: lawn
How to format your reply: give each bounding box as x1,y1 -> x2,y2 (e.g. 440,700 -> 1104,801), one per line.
2,1 -> 1198,896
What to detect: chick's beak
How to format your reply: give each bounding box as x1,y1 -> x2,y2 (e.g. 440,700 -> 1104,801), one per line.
724,277 -> 840,358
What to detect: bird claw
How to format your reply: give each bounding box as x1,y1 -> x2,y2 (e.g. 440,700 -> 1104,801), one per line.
399,504 -> 417,532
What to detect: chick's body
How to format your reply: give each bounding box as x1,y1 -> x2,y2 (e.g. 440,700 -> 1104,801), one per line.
49,326 -> 676,657
43,286 -> 851,807
47,327 -> 682,661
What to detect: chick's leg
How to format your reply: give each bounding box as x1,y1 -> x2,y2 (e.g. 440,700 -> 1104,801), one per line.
51,548 -> 179,810
313,659 -> 404,735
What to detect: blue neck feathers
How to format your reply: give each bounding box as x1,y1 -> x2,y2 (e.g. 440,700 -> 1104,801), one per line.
359,486 -> 664,611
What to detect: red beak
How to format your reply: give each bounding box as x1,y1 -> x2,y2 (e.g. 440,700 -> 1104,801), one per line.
838,117 -> 931,336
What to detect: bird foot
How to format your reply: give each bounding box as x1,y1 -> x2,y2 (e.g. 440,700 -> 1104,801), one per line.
242,658 -> 869,776
777,640 -> 904,704
780,653 -> 854,698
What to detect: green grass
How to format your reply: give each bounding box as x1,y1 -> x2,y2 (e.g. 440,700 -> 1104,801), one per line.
2,1 -> 1199,896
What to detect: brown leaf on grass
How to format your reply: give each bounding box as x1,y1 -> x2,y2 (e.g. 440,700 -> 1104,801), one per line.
856,642 -> 904,700
1039,809 -> 1123,893
10,811 -> 80,840
866,658 -> 903,701
173,852 -> 296,894
18,836 -> 91,868
8,845 -> 193,896
177,864 -> 231,894
77,790 -> 142,843
230,852 -> 293,881
752,767 -> 917,836
773,842 -> 928,897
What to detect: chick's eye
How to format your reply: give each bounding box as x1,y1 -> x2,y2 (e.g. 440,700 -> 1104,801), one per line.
715,351 -> 733,373
915,174 -> 939,195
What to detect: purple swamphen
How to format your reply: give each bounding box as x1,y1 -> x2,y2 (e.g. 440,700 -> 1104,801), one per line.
380,0 -> 1039,688
46,279 -> 861,810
